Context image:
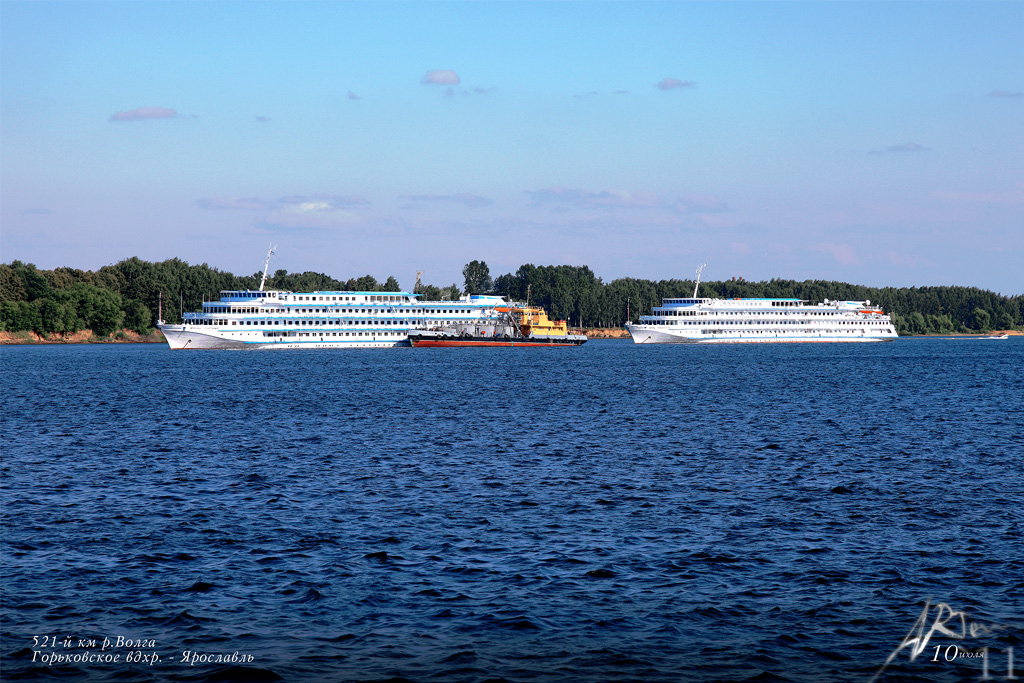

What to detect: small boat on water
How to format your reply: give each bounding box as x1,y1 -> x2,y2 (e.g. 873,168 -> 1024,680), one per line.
981,332 -> 1009,340
408,305 -> 587,347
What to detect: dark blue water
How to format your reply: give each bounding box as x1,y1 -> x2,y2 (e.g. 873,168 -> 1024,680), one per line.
2,339 -> 1022,683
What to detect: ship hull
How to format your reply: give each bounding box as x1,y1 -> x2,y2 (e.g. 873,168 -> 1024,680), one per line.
626,325 -> 896,344
408,332 -> 585,347
160,325 -> 245,349
159,325 -> 410,350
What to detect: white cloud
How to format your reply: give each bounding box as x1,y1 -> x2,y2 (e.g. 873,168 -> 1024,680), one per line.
656,78 -> 694,91
109,106 -> 178,122
278,194 -> 369,210
422,69 -> 460,85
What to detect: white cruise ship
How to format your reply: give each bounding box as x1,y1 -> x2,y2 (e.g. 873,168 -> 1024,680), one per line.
157,247 -> 508,349
158,289 -> 507,349
626,264 -> 898,344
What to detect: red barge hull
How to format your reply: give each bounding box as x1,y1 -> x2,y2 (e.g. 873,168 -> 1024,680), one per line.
408,335 -> 585,348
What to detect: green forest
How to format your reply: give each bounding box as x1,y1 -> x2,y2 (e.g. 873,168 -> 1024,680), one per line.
1,257 -> 1020,337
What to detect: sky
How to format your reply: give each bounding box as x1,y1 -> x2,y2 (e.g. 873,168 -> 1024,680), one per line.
2,2 -> 1022,294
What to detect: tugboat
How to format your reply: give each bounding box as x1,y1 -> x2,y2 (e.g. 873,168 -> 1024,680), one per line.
408,305 -> 587,347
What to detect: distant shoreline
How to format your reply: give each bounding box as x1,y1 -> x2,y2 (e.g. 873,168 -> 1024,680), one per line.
0,329 -> 166,345
581,328 -> 632,339
903,330 -> 1022,337
0,329 -> 633,344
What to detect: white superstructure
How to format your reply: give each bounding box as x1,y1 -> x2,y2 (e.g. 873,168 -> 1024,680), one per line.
158,289 -> 507,349
627,297 -> 898,344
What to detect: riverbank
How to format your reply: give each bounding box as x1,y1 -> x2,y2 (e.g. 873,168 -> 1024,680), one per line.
0,329 -> 166,345
902,330 -> 1021,337
581,327 -> 631,339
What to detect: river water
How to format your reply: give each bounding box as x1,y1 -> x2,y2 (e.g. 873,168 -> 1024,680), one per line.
2,338 -> 1021,682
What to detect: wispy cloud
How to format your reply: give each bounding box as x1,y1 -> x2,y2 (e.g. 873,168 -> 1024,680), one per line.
673,195 -> 731,214
20,207 -> 53,215
527,186 -> 663,210
252,222 -> 335,237
573,89 -> 629,99
109,106 -> 178,122
987,90 -> 1024,99
422,69 -> 460,85
527,187 -> 730,215
198,194 -> 369,212
278,194 -> 370,211
197,197 -> 277,211
404,193 -> 494,208
442,86 -> 496,98
255,115 -> 270,122
348,90 -> 362,101
206,194 -> 374,231
886,250 -> 919,267
420,70 -> 497,97
935,183 -> 1024,206
656,78 -> 694,91
870,142 -> 930,155
812,242 -> 860,266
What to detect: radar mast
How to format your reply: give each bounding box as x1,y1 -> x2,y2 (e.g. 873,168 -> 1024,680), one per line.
259,244 -> 278,292
692,262 -> 708,298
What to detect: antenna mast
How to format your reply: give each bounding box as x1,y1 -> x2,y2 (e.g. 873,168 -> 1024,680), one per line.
693,262 -> 708,298
414,270 -> 424,293
259,244 -> 278,292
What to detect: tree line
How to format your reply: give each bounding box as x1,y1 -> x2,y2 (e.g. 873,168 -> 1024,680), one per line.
486,262 -> 1021,334
0,257 -> 1020,336
0,258 -> 409,336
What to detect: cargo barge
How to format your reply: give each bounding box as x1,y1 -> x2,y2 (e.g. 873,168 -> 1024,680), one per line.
408,305 -> 587,347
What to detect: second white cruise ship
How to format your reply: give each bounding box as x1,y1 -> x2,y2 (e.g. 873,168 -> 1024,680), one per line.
626,265 -> 898,344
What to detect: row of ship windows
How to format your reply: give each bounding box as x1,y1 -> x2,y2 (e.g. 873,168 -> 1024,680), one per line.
644,320 -> 891,327
192,319 -> 415,326
701,328 -> 894,334
286,295 -> 410,303
263,331 -> 403,338
654,310 -> 862,317
204,306 -> 474,315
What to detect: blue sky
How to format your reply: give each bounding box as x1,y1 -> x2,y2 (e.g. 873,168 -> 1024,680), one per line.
2,2 -> 1022,293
